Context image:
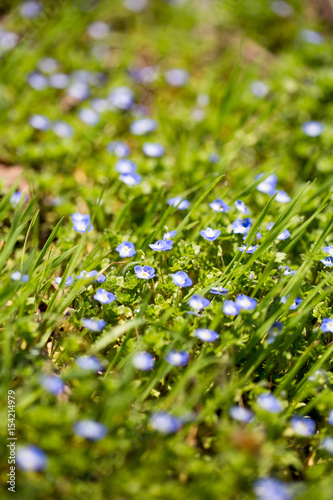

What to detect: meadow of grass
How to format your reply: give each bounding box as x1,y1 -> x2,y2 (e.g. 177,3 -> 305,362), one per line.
0,1 -> 333,499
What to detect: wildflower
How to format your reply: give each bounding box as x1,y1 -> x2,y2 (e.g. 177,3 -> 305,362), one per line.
250,81 -> 269,98
232,217 -> 252,234
165,68 -> 189,87
281,295 -> 302,310
321,318 -> 333,333
37,56 -> 58,74
116,241 -> 136,258
276,229 -> 290,241
11,271 -> 29,282
255,173 -> 277,194
300,29 -> 323,45
238,244 -> 258,254
229,406 -> 253,423
150,412 -> 182,434
115,159 -> 137,174
93,288 -> 116,304
81,318 -> 106,332
70,213 -> 93,233
119,172 -> 142,185
107,140 -> 130,157
67,81 -> 90,101
163,230 -> 177,240
209,152 -> 219,163
19,1 -> 43,19
209,198 -> 230,213
290,416 -> 316,436
123,0 -> 148,13
302,121 -> 324,137
149,240 -> 173,251
73,420 -> 107,441
109,86 -> 134,111
27,71 -> 48,90
132,352 -> 155,370
49,72 -> 69,89
200,227 -> 221,241
170,271 -> 192,287
39,375 -> 65,395
75,356 -> 104,372
322,437 -> 333,455
321,256 -> 333,267
271,1 -> 294,18
210,287 -> 228,295
328,409 -> 333,425
257,394 -> 283,413
52,121 -> 73,138
236,294 -> 257,311
282,266 -> 296,276
188,294 -> 210,311
254,477 -> 292,500
134,265 -> 156,280
275,190 -> 291,203
55,276 -> 74,286
223,300 -> 240,316
165,350 -> 189,366
308,369 -> 329,386
29,114 -> 50,131
17,445 -> 47,471
77,270 -> 106,283
266,322 -> 283,344
323,245 -> 333,256
78,107 -> 100,126
87,21 -> 110,39
235,200 -> 250,215
167,196 -> 190,210
194,328 -> 219,342
142,142 -> 165,157
130,118 -> 157,135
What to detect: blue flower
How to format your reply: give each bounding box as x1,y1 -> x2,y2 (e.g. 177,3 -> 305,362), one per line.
266,322 -> 283,344
10,271 -> 29,282
93,288 -> 116,304
235,200 -> 250,215
209,152 -> 220,163
223,300 -> 241,316
255,173 -> 277,194
257,394 -> 283,413
188,294 -> 210,311
170,271 -> 192,287
290,416 -> 316,436
81,318 -> 106,331
300,29 -> 323,45
75,356 -> 104,372
210,286 -> 228,295
275,190 -> 291,203
322,437 -> 333,455
281,295 -> 302,310
194,328 -> 219,342
52,120 -> 73,138
321,256 -> 333,267
238,244 -> 258,254
165,68 -> 189,87
142,142 -> 165,157
149,240 -> 173,251
78,107 -> 100,126
134,265 -> 156,280
200,227 -> 221,241
29,114 -> 50,130
254,477 -> 292,500
106,140 -> 130,157
116,241 -> 136,258
119,172 -> 142,186
209,198 -> 230,213
150,412 -> 182,434
132,352 -> 155,370
115,159 -> 137,174
328,409 -> 333,425
165,350 -> 189,366
229,406 -> 253,423
10,191 -> 26,207
302,121 -> 324,137
236,294 -> 257,311
167,196 -> 190,210
109,86 -> 134,110
250,81 -> 269,98
77,270 -> 106,283
276,229 -> 290,241
49,73 -> 69,89
323,245 -> 333,256
19,1 -> 43,19
73,420 -> 107,441
163,230 -> 177,240
321,318 -> 333,333
282,266 -> 296,276
130,118 -> 157,135
39,375 -> 65,395
70,213 -> 93,233
17,445 -> 47,471
232,217 -> 252,234
55,276 -> 74,286
67,81 -> 90,101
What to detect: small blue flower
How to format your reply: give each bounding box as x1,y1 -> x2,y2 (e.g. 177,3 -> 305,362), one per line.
235,200 -> 250,215
107,140 -> 130,157
29,114 -> 51,130
116,241 -> 136,258
142,142 -> 165,158
77,270 -> 106,283
49,73 -> 69,89
210,287 -> 228,295
167,196 -> 190,210
300,29 -> 323,45
170,271 -> 192,287
165,68 -> 189,87
39,375 -> 65,395
93,288 -> 116,304
236,294 -> 257,311
132,352 -> 155,370
150,412 -> 182,434
71,213 -> 93,233
276,229 -> 290,241
163,230 -> 177,240
11,271 -> 29,282
17,445 -> 47,471
254,477 -> 292,500
209,152 -> 220,163
119,172 -> 142,186
200,227 -> 221,241
20,1 -> 43,19
321,318 -> 333,333
52,120 -> 73,138
290,416 -> 316,436
281,295 -> 302,310
130,118 -> 157,135
255,173 -> 277,194
257,393 -> 283,414
250,81 -> 269,98
282,266 -> 296,276
275,190 -> 291,203
238,244 -> 258,254
67,81 -> 90,101
10,191 -> 26,207
323,245 -> 333,256
223,300 -> 241,316
134,265 -> 156,280
209,198 -> 230,213
165,350 -> 189,366
188,294 -> 210,311
229,406 -> 253,423
266,322 -> 283,344
322,437 -> 333,455
73,420 -> 107,441
328,409 -> 333,425
78,107 -> 100,126
75,356 -> 104,372
232,217 -> 252,234
55,276 -> 74,286
266,222 -> 274,231
115,159 -> 137,174
149,240 -> 173,251
109,86 -> 134,111
81,318 -> 106,332
321,256 -> 333,267
194,328 -> 219,342
302,121 -> 324,137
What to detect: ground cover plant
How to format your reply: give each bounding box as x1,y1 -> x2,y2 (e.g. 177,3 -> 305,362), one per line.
1,0 -> 333,499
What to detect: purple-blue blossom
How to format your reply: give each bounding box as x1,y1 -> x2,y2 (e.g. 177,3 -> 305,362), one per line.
107,140 -> 131,157
75,356 -> 104,372
149,240 -> 173,251
142,142 -> 165,157
39,375 -> 65,395
321,256 -> 333,267
281,295 -> 302,310
134,265 -> 156,280
150,412 -> 182,434
255,173 -> 277,195
130,118 -> 157,135
81,318 -> 106,332
93,288 -> 116,304
229,406 -> 253,423
321,318 -> 333,333
232,217 -> 252,234
302,121 -> 324,137
235,200 -> 250,215
223,300 -> 241,316
109,86 -> 134,110
200,227 -> 221,241
163,230 -> 177,240
120,172 -> 142,186
115,159 -> 137,174
290,416 -> 316,436
194,329 -> 219,342
209,198 -> 230,213
116,241 -> 136,258
73,420 -> 107,441
188,294 -> 210,311
210,286 -> 228,295
170,271 -> 192,287
236,294 -> 257,311
167,196 -> 190,210
238,244 -> 258,254
132,352 -> 155,371
71,213 -> 93,233
165,350 -> 189,366
256,393 -> 283,413
77,270 -> 106,283
17,445 -> 47,471
55,276 -> 74,286
254,477 -> 292,500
